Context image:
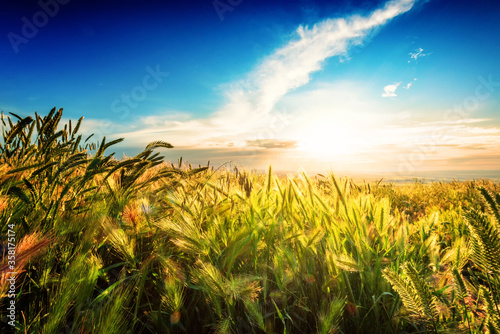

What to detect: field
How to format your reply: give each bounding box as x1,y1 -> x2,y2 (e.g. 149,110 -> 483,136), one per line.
1,109 -> 500,333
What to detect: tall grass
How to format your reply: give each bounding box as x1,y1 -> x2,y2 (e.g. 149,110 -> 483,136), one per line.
1,109 -> 499,333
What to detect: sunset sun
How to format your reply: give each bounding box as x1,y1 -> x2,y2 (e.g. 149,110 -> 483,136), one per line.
298,123 -> 360,158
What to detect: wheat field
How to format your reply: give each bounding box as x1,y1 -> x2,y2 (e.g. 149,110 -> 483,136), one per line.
1,108 -> 500,333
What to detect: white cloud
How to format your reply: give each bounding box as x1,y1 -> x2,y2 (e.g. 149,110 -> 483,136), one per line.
404,82 -> 412,89
408,48 -> 430,62
216,0 -> 416,119
382,82 -> 401,97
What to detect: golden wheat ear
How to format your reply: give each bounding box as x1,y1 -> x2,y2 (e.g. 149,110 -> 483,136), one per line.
0,232 -> 53,299
0,232 -> 53,273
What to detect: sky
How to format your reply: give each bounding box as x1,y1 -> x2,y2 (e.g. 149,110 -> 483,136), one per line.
1,0 -> 500,177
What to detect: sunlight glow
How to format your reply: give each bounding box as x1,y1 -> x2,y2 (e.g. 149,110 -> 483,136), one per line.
297,123 -> 361,157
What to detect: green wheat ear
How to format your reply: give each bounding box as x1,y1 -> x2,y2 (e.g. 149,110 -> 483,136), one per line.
266,165 -> 273,193
318,298 -> 345,334
214,316 -> 234,334
382,262 -> 438,325
464,209 -> 500,276
481,286 -> 500,333
451,268 -> 467,300
145,140 -> 174,150
478,186 -> 500,226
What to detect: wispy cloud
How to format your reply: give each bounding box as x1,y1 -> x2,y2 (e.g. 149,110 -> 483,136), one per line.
216,0 -> 416,120
247,139 -> 298,149
405,77 -> 418,89
408,47 -> 430,62
382,82 -> 401,97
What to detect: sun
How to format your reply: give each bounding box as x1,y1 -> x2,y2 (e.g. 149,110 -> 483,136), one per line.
297,123 -> 360,158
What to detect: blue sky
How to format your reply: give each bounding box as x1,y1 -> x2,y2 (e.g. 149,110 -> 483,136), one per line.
1,0 -> 500,176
